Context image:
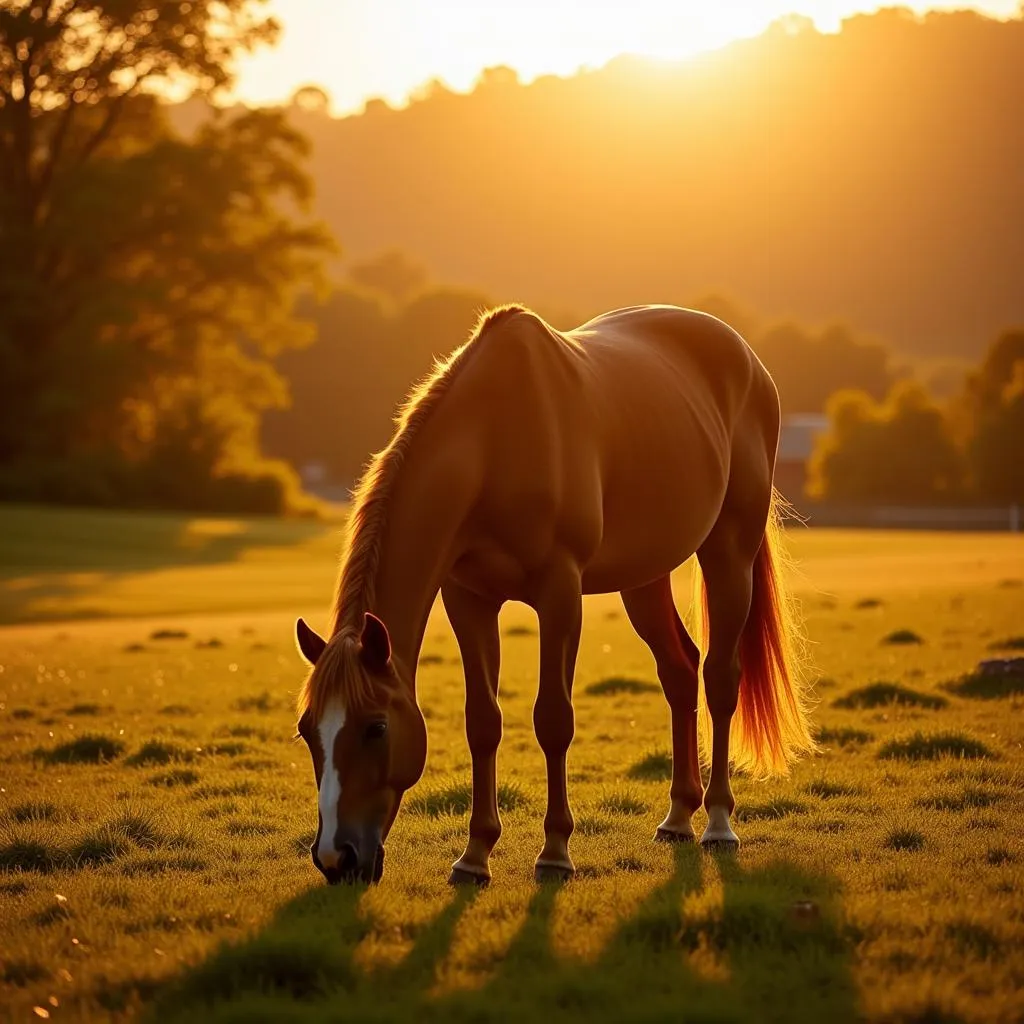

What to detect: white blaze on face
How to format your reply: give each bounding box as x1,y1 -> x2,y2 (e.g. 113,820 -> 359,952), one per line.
316,702 -> 347,868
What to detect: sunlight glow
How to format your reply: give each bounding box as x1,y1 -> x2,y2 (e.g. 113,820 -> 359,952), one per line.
231,0 -> 1022,114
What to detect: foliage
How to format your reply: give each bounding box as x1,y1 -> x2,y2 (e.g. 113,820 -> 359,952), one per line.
960,330 -> 1024,502
755,322 -> 896,415
808,329 -> 1024,505
0,0 -> 332,512
261,279 -> 494,487
808,381 -> 963,503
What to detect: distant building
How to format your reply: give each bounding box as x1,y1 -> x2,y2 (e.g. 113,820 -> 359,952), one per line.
775,414 -> 829,502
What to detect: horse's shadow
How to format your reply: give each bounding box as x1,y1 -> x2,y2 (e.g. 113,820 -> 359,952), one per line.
148,847 -> 859,1023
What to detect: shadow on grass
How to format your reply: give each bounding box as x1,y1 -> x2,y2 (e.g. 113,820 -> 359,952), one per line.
147,846 -> 859,1023
0,504 -> 335,624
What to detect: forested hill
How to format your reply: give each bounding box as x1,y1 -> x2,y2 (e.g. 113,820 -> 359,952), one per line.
189,7 -> 1024,358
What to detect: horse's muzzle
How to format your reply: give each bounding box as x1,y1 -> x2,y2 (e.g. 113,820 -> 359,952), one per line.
313,842 -> 384,885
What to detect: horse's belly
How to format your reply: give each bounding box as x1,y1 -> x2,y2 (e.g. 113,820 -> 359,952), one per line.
580,455 -> 725,594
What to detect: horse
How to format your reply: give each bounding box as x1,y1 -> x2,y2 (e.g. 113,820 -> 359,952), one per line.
294,303 -> 815,885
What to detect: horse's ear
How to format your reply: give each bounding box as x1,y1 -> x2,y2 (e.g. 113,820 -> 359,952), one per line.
295,618 -> 327,665
359,612 -> 392,672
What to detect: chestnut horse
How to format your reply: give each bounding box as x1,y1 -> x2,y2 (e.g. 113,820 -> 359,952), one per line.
294,304 -> 814,885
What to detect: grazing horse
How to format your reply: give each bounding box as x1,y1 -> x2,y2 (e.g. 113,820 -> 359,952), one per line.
294,304 -> 815,885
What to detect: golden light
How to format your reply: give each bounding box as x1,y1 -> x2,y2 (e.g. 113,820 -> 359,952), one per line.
232,0 -> 1022,115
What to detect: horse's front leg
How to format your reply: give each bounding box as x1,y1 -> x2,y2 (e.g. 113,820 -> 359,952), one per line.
532,558 -> 583,883
442,580 -> 504,885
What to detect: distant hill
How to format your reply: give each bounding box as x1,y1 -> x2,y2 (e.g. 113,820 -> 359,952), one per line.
192,7 -> 1023,359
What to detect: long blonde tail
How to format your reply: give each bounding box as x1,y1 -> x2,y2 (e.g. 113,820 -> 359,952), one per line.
691,490 -> 816,776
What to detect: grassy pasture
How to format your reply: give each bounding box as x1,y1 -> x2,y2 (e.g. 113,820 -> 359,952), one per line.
0,506 -> 1023,1022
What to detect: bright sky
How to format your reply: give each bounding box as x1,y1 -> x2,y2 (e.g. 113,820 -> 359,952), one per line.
232,0 -> 1022,115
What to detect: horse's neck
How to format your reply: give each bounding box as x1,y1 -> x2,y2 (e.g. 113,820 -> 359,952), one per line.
360,454 -> 467,688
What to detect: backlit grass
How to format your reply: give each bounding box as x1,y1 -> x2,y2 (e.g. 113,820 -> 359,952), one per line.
1,514 -> 1023,1022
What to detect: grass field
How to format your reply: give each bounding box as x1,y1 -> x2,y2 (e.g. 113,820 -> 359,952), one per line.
1,506 -> 1023,1023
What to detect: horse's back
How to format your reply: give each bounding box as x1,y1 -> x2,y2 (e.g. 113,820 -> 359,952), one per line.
440,305 -> 780,596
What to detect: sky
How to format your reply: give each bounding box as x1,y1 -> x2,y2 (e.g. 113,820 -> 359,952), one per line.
230,0 -> 1022,115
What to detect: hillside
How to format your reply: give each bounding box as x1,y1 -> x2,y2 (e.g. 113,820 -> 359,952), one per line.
240,8 -> 1024,358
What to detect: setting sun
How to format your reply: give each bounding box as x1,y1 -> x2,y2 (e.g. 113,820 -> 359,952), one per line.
232,0 -> 1022,113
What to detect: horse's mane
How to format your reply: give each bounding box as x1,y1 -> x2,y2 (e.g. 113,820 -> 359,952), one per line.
297,304 -> 528,717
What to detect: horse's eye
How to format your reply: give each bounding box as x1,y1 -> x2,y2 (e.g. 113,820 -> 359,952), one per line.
364,720 -> 388,742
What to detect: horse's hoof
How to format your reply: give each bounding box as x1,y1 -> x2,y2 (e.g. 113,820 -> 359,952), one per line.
699,835 -> 740,852
448,866 -> 490,887
655,826 -> 695,844
534,861 -> 575,884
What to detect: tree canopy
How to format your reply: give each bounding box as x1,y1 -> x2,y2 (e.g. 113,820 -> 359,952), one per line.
0,0 -> 332,511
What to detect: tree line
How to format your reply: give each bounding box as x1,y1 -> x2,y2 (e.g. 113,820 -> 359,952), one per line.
2,3 -> 1019,514
809,330 -> 1024,505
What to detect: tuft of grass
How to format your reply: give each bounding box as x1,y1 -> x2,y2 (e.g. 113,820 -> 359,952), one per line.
148,768 -> 201,788
159,704 -> 195,717
66,702 -> 103,716
5,801 -> 72,824
736,797 -> 809,821
881,629 -> 923,645
405,779 -> 529,817
503,625 -> 536,637
0,837 -> 63,873
945,921 -> 1002,959
597,788 -> 648,816
113,808 -> 165,848
627,750 -> 673,781
232,691 -> 278,713
151,628 -> 189,640
206,742 -> 249,757
575,815 -> 614,836
885,826 -> 926,852
815,725 -> 874,747
803,779 -> 863,799
944,668 -> 1024,701
126,740 -> 196,766
878,731 -> 994,761
917,787 -> 1002,812
2,959 -> 50,985
497,781 -> 529,812
39,733 -> 125,764
987,636 -> 1024,651
584,676 -> 660,697
10,707 -> 34,719
192,781 -> 256,799
68,827 -> 131,867
986,845 -> 1015,866
832,682 -> 947,710
406,782 -> 472,817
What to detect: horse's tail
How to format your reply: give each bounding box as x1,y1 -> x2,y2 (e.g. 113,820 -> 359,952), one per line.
692,490 -> 816,776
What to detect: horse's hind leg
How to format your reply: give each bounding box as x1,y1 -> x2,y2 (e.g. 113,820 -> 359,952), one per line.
696,521 -> 762,849
621,576 -> 703,842
442,580 -> 504,885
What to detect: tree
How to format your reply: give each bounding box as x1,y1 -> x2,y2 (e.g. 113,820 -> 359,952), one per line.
0,0 -> 332,511
961,329 -> 1024,502
348,250 -> 427,306
754,322 -> 895,414
808,381 -> 963,503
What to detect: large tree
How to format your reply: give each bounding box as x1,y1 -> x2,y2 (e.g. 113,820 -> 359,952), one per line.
808,381 -> 964,504
0,0 -> 331,510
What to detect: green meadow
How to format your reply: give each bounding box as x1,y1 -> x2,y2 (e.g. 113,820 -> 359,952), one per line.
1,506 -> 1022,1023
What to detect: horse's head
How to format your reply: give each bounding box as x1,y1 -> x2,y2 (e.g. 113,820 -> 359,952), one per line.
294,613 -> 426,885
